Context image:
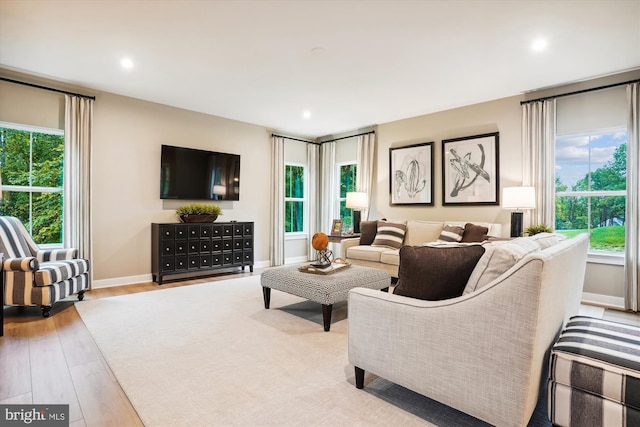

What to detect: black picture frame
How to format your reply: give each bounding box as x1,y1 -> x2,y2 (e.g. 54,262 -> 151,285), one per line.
442,132 -> 499,206
389,142 -> 434,206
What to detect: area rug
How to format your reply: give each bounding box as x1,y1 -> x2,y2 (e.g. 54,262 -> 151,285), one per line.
76,275 -> 548,426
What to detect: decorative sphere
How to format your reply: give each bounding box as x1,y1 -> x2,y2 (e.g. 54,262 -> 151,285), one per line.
312,232 -> 329,250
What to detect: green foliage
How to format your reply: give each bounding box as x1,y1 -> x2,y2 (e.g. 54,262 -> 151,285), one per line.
556,226 -> 625,252
0,127 -> 64,244
524,224 -> 552,236
176,204 -> 222,216
285,165 -> 304,232
339,164 -> 357,226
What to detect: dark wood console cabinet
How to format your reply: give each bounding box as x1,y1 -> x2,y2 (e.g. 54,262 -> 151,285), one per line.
152,222 -> 254,285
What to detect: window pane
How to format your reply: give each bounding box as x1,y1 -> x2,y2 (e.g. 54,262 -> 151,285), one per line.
285,201 -> 304,233
32,192 -> 63,244
285,165 -> 304,198
0,191 -> 30,223
339,200 -> 353,227
32,132 -> 64,187
340,164 -> 356,198
0,128 -> 30,186
556,132 -> 626,191
555,195 -> 625,252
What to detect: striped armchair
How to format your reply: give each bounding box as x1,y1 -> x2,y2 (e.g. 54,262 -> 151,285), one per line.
0,216 -> 90,317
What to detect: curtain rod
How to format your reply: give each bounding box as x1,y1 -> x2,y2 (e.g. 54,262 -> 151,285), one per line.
271,133 -> 320,145
520,78 -> 640,105
0,77 -> 96,100
319,130 -> 375,143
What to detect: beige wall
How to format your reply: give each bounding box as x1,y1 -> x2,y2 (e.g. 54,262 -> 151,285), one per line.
1,68 -> 635,303
1,71 -> 272,285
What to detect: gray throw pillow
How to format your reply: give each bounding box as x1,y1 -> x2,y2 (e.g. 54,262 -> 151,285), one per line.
394,245 -> 486,301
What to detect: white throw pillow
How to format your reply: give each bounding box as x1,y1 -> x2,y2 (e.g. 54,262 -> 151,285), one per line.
371,221 -> 407,249
437,224 -> 464,243
463,238 -> 540,294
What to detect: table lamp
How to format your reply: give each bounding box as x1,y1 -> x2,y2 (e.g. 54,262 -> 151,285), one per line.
502,186 -> 536,237
346,192 -> 368,234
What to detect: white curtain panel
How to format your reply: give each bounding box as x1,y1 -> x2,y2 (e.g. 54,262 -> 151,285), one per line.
269,136 -> 285,266
319,142 -> 337,233
625,82 -> 640,311
521,99 -> 556,229
356,132 -> 375,221
307,143 -> 319,260
64,95 -> 93,286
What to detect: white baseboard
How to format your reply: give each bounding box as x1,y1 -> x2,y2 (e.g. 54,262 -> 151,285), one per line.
92,260 -> 271,289
582,292 -> 625,309
92,274 -> 153,289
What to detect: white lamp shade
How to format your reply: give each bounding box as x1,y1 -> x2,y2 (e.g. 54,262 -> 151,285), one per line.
346,192 -> 368,209
213,185 -> 226,196
502,186 -> 536,210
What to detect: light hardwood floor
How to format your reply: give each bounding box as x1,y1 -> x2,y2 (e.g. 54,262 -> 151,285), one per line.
1,269 -> 639,427
0,269 -> 264,427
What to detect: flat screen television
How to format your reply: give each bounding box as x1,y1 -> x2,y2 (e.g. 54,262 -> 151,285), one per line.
160,144 -> 240,200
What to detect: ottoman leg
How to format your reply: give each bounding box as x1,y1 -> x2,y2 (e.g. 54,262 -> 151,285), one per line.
322,304 -> 333,332
262,287 -> 271,309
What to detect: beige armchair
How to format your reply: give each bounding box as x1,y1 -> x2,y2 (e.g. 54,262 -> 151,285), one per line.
348,234 -> 588,427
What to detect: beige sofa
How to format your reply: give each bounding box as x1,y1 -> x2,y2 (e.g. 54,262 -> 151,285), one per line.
348,233 -> 589,427
340,220 -> 503,277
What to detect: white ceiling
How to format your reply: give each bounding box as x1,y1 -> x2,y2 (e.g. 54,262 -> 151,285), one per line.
1,0 -> 639,138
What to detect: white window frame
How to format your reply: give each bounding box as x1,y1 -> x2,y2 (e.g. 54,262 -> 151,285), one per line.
554,127 -> 627,262
284,162 -> 308,240
0,121 -> 65,248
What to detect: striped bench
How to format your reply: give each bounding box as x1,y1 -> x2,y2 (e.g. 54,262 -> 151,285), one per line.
548,315 -> 640,427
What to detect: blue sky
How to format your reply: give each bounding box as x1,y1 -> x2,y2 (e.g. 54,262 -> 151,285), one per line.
555,130 -> 626,188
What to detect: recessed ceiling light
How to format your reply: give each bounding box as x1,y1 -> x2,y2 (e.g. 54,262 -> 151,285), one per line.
302,110 -> 311,119
531,38 -> 547,52
120,58 -> 134,69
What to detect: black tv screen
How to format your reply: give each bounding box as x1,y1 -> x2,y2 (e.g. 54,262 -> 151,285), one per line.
160,145 -> 240,200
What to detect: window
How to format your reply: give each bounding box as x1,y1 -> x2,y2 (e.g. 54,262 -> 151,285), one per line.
338,162 -> 357,228
285,164 -> 305,233
555,129 -> 626,253
0,122 -> 65,245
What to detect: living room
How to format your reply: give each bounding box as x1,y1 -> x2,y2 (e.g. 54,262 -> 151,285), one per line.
1,1 -> 640,426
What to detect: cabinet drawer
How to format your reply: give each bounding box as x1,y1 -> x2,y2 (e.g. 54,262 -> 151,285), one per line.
211,240 -> 222,252
175,256 -> 188,271
243,238 -> 253,249
161,241 -> 174,256
212,225 -> 223,237
212,254 -> 222,266
243,223 -> 253,236
188,255 -> 201,269
188,225 -> 200,238
223,225 -> 233,237
233,252 -> 243,264
200,240 -> 211,253
160,225 -> 175,240
223,253 -> 233,265
200,225 -> 212,238
233,238 -> 242,250
222,239 -> 233,251
233,224 -> 243,236
160,257 -> 175,272
175,227 -> 187,239
199,255 -> 212,268
175,241 -> 187,254
188,241 -> 199,253
243,250 -> 253,263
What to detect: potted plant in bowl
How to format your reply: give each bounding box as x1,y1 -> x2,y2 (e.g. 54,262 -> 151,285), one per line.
176,204 -> 222,223
524,224 -> 552,236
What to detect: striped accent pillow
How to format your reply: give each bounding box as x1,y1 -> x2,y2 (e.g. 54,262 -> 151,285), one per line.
371,221 -> 407,249
437,224 -> 464,243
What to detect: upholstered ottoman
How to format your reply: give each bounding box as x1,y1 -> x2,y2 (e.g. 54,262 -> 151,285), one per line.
260,264 -> 391,331
548,316 -> 640,427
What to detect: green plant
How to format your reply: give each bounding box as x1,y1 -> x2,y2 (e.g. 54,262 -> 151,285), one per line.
524,224 -> 552,236
175,204 -> 222,217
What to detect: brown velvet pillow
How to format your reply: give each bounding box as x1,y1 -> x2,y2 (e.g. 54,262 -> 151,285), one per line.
461,223 -> 489,243
359,221 -> 378,245
394,245 -> 486,301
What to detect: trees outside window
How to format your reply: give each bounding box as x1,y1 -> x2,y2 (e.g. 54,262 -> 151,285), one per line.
338,163 -> 357,228
285,164 -> 305,233
0,123 -> 64,245
555,129 -> 626,252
